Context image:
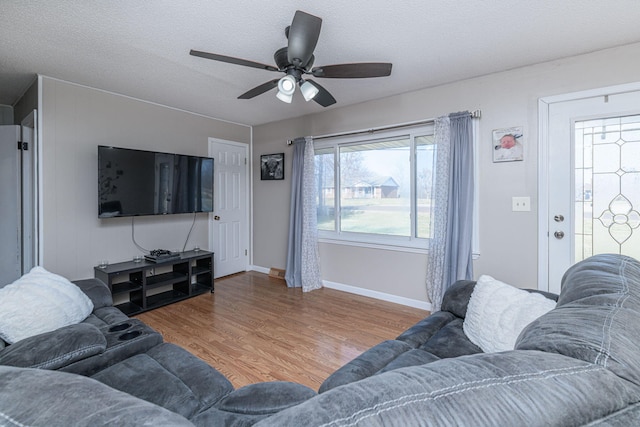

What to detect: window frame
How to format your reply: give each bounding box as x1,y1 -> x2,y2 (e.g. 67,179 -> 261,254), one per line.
314,124 -> 435,252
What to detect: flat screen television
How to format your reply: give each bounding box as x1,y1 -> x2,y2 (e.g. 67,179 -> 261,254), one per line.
98,145 -> 213,218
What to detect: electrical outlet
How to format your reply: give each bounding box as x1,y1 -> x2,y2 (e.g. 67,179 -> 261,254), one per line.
512,196 -> 531,212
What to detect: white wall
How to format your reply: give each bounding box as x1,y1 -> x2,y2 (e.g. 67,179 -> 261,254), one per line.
40,77 -> 251,280
252,42 -> 640,304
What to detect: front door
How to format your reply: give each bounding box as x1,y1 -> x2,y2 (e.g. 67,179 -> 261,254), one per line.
208,138 -> 249,278
541,86 -> 640,293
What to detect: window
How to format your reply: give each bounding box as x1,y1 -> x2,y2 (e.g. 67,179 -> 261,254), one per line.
314,125 -> 436,249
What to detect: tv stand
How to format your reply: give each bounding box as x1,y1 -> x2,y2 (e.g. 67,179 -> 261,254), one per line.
94,250 -> 214,315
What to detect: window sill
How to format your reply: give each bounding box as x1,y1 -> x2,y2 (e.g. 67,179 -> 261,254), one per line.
317,234 -> 481,259
317,233 -> 429,254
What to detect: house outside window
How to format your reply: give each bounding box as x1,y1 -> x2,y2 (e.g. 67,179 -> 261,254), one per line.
314,125 -> 436,250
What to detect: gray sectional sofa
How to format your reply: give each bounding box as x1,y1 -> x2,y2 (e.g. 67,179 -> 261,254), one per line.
2,253 -> 640,426
0,274 -> 316,426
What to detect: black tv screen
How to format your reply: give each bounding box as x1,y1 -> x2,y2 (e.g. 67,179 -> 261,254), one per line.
98,146 -> 213,218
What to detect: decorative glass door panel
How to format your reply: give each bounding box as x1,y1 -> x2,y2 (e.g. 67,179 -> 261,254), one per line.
574,115 -> 640,262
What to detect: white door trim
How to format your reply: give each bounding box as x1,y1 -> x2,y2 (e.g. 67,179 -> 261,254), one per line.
208,138 -> 251,276
538,81 -> 640,291
20,110 -> 38,272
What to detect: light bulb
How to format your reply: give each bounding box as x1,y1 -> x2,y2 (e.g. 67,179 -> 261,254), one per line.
281,78 -> 295,92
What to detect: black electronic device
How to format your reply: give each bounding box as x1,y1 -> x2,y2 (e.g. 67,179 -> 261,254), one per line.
98,146 -> 214,218
145,249 -> 180,263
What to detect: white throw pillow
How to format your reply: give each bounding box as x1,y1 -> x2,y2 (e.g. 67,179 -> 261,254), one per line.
0,267 -> 94,344
463,275 -> 556,353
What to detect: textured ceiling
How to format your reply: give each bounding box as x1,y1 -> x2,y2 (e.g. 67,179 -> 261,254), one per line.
2,1 -> 640,126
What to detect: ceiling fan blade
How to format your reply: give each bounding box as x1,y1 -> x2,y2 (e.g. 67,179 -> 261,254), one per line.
311,63 -> 392,78
305,79 -> 336,107
287,10 -> 322,68
190,49 -> 279,72
238,79 -> 280,99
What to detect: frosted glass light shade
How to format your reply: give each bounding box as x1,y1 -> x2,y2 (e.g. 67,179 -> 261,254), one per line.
300,81 -> 319,102
276,90 -> 293,103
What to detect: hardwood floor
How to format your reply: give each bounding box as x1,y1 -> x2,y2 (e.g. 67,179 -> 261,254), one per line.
135,271 -> 429,390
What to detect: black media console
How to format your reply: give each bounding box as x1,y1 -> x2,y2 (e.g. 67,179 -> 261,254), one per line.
94,250 -> 214,315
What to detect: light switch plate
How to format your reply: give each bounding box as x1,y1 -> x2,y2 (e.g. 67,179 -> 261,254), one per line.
512,196 -> 531,212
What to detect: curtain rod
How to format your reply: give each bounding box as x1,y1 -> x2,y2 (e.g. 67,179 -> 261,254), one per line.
287,109 -> 481,145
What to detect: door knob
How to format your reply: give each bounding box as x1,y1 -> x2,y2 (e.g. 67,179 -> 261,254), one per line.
214,215 -> 220,221
554,214 -> 565,222
554,231 -> 565,239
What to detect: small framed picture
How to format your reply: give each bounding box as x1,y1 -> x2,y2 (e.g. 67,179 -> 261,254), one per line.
260,153 -> 285,180
493,126 -> 524,162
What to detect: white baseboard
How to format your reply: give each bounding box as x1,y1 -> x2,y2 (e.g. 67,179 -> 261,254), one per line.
250,265 -> 270,274
250,265 -> 431,311
323,280 -> 431,311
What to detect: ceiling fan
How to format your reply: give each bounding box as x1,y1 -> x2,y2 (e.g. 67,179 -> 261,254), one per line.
190,10 -> 392,107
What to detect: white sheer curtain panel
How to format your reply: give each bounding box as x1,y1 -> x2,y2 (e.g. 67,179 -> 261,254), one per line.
285,137 -> 323,292
425,112 -> 474,311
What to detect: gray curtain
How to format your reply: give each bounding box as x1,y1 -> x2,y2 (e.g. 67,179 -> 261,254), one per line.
285,137 -> 323,291
426,111 -> 474,311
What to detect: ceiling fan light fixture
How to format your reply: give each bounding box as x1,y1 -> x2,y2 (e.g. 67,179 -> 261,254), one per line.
276,75 -> 296,103
300,80 -> 319,102
276,90 -> 293,103
191,10 -> 392,107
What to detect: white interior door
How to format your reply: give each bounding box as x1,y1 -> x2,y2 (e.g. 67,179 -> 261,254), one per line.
541,86 -> 640,293
209,138 -> 249,278
0,125 -> 21,285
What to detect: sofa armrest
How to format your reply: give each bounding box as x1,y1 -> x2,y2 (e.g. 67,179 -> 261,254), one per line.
217,381 -> 317,415
73,278 -> 113,309
395,311 -> 458,347
0,323 -> 106,370
319,340 -> 414,393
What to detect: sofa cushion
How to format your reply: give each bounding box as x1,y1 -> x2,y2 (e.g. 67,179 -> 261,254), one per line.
83,306 -> 131,328
440,280 -> 477,318
0,323 -> 106,370
92,353 -> 201,419
145,343 -> 234,411
0,365 -> 193,426
92,343 -> 234,419
464,275 -> 556,353
0,266 -> 94,344
517,254 -> 640,386
420,318 -> 482,358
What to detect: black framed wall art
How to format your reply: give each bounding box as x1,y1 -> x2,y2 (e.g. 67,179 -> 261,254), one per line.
260,153 -> 285,180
